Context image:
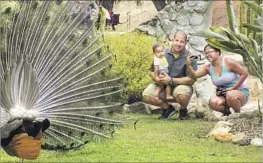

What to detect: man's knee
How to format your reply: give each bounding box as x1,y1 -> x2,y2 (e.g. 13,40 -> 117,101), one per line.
173,85 -> 193,98
142,83 -> 157,97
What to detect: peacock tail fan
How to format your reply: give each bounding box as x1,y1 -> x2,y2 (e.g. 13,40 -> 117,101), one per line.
0,0 -> 124,151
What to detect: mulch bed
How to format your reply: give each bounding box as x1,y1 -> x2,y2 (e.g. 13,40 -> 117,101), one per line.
229,117 -> 262,139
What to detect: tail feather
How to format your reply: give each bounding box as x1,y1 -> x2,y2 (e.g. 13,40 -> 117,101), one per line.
1,0 -> 123,151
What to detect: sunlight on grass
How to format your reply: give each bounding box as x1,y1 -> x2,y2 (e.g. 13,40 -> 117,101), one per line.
1,114 -> 262,162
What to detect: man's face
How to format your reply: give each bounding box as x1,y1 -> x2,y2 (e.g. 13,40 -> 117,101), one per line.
172,34 -> 187,53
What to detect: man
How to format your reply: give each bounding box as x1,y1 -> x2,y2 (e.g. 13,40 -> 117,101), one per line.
142,31 -> 197,120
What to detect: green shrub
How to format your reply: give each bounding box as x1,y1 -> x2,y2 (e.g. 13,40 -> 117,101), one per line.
104,32 -> 158,102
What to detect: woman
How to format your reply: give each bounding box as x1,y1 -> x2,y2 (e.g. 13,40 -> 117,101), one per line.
186,44 -> 249,115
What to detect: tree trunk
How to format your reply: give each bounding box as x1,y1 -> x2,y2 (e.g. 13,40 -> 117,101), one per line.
151,0 -> 167,11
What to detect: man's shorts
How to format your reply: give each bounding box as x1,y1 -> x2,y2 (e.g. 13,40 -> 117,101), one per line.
142,83 -> 193,98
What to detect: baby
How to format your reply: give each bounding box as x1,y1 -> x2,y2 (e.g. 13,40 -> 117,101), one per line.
152,43 -> 173,100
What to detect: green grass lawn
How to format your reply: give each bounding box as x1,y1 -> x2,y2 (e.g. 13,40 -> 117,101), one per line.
1,114 -> 262,162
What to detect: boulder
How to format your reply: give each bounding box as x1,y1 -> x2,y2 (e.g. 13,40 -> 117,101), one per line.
250,138 -> 263,147
207,121 -> 233,137
131,102 -> 152,114
232,133 -> 250,146
240,110 -> 259,119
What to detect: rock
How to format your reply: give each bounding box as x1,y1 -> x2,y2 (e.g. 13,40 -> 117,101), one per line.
215,133 -> 233,142
159,19 -> 174,35
187,1 -> 198,7
250,138 -> 262,147
176,14 -> 189,26
195,106 -> 209,118
172,2 -> 183,12
194,1 -> 211,13
226,113 -> 241,121
156,11 -> 169,20
189,13 -> 204,26
189,36 -> 206,51
130,102 -> 152,114
207,121 -> 233,137
146,104 -> 161,111
146,104 -> 162,114
204,111 -> 224,121
122,104 -> 130,113
240,110 -> 258,119
194,76 -> 215,101
168,12 -> 177,21
232,133 -> 249,146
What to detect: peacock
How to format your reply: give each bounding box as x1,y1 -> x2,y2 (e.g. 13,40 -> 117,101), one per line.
0,0 -> 123,160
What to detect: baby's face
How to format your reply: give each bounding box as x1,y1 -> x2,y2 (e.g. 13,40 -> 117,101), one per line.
154,46 -> 164,58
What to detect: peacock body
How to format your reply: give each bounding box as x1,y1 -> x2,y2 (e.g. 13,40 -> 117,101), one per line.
0,0 -> 123,156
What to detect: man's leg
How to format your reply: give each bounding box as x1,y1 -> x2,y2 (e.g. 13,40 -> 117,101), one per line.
173,85 -> 193,120
143,83 -> 174,119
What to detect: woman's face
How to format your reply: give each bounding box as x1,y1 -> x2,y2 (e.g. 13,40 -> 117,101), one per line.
204,47 -> 220,62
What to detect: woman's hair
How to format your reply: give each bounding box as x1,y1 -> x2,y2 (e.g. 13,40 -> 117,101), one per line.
204,44 -> 221,55
152,43 -> 163,53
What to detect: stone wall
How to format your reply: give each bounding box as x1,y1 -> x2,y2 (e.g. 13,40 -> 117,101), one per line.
136,1 -> 215,60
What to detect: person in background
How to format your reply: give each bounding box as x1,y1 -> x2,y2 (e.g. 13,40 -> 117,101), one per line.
86,3 -> 97,26
97,5 -> 110,32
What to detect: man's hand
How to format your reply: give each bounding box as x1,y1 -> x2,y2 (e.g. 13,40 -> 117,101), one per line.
159,73 -> 171,85
155,76 -> 161,82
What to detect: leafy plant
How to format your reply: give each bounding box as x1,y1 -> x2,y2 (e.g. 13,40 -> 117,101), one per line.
104,32 -> 158,102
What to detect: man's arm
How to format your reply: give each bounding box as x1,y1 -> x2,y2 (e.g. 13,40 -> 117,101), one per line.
171,76 -> 195,86
160,74 -> 195,86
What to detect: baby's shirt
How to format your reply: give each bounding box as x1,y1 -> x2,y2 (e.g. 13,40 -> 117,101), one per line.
153,56 -> 169,74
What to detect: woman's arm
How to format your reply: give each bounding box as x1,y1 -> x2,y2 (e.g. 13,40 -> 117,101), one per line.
186,56 -> 209,79
225,58 -> 248,90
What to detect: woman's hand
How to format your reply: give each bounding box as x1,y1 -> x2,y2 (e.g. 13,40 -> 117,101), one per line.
226,87 -> 234,91
186,56 -> 192,66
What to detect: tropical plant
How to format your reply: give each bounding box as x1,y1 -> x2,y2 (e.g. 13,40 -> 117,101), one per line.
194,0 -> 262,82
